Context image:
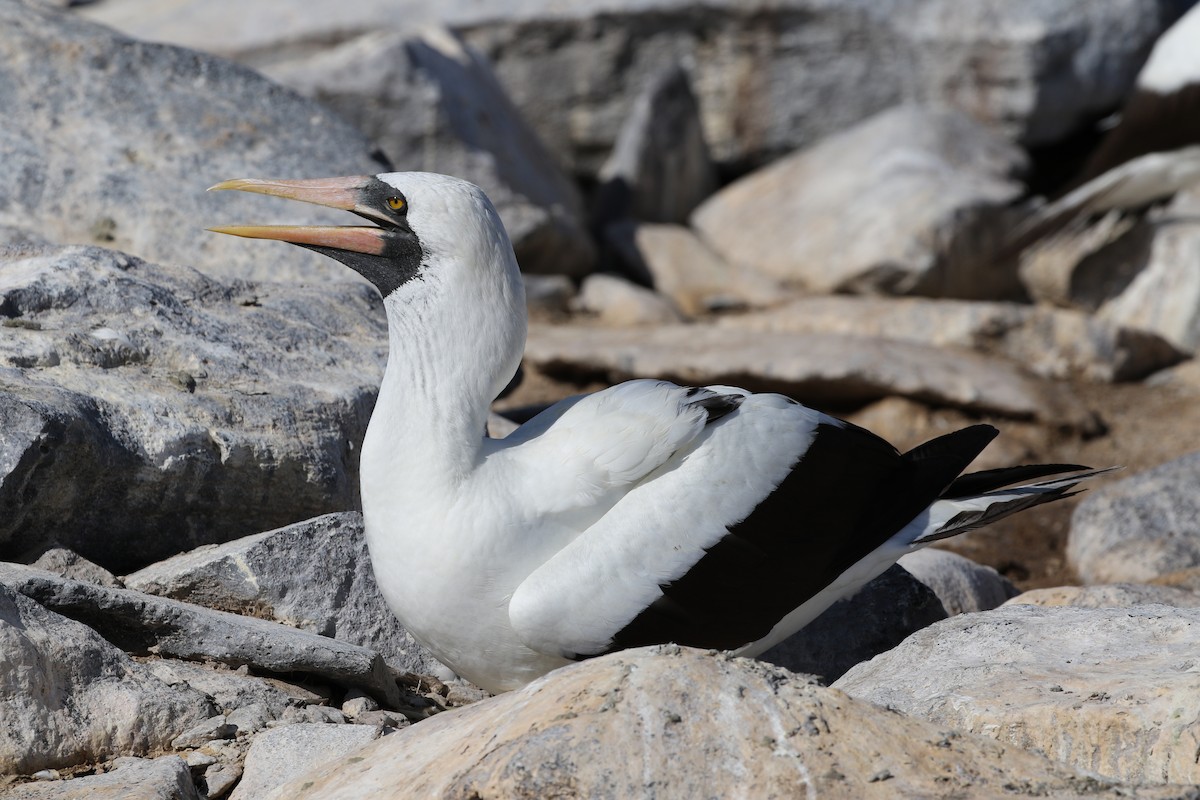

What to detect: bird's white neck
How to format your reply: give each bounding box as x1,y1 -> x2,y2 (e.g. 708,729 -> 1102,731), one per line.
358,252 -> 527,522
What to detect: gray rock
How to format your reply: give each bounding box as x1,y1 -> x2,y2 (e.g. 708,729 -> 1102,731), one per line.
524,322 -> 1082,422
261,27 -> 594,278
691,105 -> 1027,298
30,547 -> 123,588
224,703 -> 274,737
1069,452 -> 1200,584
717,295 -> 1185,383
1005,583 -> 1200,609
0,244 -> 385,572
571,273 -> 684,326
124,513 -> 452,679
170,715 -> 236,750
0,562 -> 403,708
144,658 -> 326,721
228,723 -> 384,800
594,63 -> 717,226
0,583 -> 215,775
263,645 -> 1181,800
834,604 -> 1200,786
1100,187 -> 1200,353
522,274 -> 575,320
604,221 -> 783,315
759,564 -> 947,683
341,689 -> 380,718
82,1 -> 1186,175
898,548 -> 1019,615
0,0 -> 389,285
201,762 -> 241,799
1,756 -> 202,800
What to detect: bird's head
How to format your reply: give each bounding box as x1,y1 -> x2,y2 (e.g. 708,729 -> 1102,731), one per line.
209,171 -> 520,301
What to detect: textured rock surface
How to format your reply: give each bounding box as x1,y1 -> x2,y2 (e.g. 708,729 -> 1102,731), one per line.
0,245 -> 385,572
265,645 -> 1170,799
1100,188 -> 1200,353
261,26 -> 594,278
1069,452 -> 1200,584
2,756 -> 202,799
898,548 -> 1019,615
30,547 -> 123,588
0,0 -> 388,284
1006,583 -> 1200,609
594,63 -> 717,226
229,723 -> 384,800
604,221 -> 782,315
0,563 -> 402,708
835,604 -> 1200,786
691,106 -> 1027,298
81,0 -> 1186,174
125,513 -> 452,679
524,322 -> 1079,421
718,295 -> 1184,382
0,584 -> 215,775
758,564 -> 946,683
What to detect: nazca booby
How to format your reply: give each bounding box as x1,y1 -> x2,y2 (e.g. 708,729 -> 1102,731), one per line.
211,172 -> 1112,693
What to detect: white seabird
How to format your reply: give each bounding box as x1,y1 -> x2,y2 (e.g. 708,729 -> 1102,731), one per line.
211,172 -> 1113,694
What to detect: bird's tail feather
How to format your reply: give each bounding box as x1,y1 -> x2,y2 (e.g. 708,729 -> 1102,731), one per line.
914,466 -> 1121,545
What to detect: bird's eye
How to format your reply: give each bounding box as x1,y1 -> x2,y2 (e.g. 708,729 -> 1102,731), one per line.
386,196 -> 405,212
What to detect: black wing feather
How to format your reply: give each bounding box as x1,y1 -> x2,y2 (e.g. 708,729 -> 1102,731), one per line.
598,422 -> 996,655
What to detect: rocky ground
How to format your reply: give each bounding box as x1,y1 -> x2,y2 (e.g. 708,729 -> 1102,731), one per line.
3,0 -> 1200,797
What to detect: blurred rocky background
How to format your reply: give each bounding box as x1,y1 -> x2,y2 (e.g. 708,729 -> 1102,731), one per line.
3,0 -> 1200,797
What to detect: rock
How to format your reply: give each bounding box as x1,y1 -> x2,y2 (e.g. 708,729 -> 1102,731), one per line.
524,322 -> 1080,422
264,645 -> 1172,799
0,244 -> 386,573
0,562 -> 404,709
898,548 -> 1020,614
170,716 -> 237,750
1006,583 -> 1200,609
758,564 -> 947,683
571,273 -> 684,326
1100,187 -> 1200,353
604,221 -> 783,315
594,63 -> 717,226
2,756 -> 202,800
834,604 -> 1200,786
691,106 -> 1027,298
522,274 -> 575,320
124,513 -> 453,679
1068,452 -> 1200,584
717,295 -> 1185,382
82,0 -> 1186,174
261,27 -> 594,278
341,689 -> 380,718
0,0 -> 389,285
30,547 -> 123,588
0,583 -> 215,775
201,762 -> 241,799
144,658 -> 327,722
229,723 -> 384,800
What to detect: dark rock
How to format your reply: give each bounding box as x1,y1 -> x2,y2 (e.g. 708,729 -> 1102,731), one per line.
759,564 -> 947,683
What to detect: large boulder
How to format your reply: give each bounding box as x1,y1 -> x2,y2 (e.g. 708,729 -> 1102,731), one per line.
124,513 -> 454,680
3,756 -> 202,800
262,645 -> 1180,799
81,0 -> 1188,174
0,583 -> 215,775
691,106 -> 1027,298
835,604 -> 1200,786
0,244 -> 385,572
1068,452 -> 1200,585
0,0 -> 388,284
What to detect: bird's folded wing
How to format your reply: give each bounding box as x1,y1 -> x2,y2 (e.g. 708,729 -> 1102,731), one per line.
496,380 -> 738,513
508,393 -> 822,659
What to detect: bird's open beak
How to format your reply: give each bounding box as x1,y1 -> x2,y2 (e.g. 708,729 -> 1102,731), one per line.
208,176 -> 387,256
